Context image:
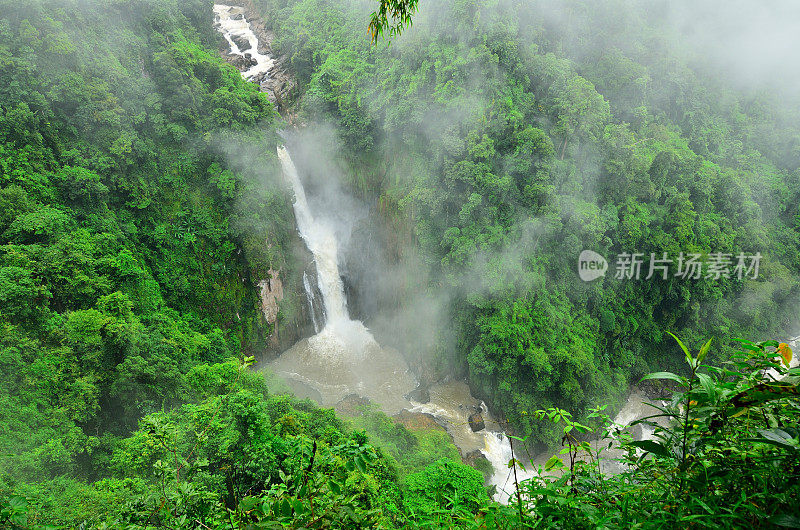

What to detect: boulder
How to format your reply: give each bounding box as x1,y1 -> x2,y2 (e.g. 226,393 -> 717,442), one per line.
463,449 -> 490,469
228,53 -> 257,70
393,409 -> 446,433
628,422 -> 644,440
468,412 -> 485,432
405,384 -> 430,404
231,33 -> 252,52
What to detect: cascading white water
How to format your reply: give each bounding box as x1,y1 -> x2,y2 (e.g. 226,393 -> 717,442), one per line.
270,146 -> 415,412
212,2 -> 414,414
407,382 -> 534,503
213,5 -> 273,81
276,146 -> 378,358
280,149 -> 541,499
476,389 -> 665,502
482,432 -> 533,503
274,140 -> 696,502
213,4 -> 526,502
278,146 -> 348,325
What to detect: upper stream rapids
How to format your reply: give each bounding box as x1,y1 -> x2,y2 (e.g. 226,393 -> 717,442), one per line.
213,4 -> 800,504
213,4 -> 273,81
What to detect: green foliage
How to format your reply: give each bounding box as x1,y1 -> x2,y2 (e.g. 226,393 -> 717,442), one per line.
347,405 -> 463,477
368,0 -> 419,43
10,359 -> 406,528
404,459 -> 489,515
0,0 -> 302,516
506,337 -> 800,529
2,0 -> 800,527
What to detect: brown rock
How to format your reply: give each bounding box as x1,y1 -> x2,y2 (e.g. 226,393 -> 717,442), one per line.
393,409 -> 446,434
231,33 -> 251,52
468,412 -> 485,432
258,268 -> 283,324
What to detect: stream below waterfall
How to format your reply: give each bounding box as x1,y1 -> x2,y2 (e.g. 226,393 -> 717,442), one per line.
213,4 -> 800,504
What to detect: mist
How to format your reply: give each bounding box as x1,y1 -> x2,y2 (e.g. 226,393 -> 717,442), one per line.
273,0 -> 800,384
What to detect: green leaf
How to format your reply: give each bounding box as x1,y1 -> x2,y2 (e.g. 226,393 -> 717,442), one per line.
640,371 -> 686,385
697,337 -> 713,364
296,483 -> 307,498
354,455 -> 367,473
770,514 -> 800,528
328,479 -> 342,495
508,458 -> 527,472
239,496 -> 260,512
291,498 -> 305,515
667,331 -> 693,366
753,428 -> 799,450
626,440 -> 671,458
696,373 -> 716,401
544,455 -> 565,471
279,498 -> 292,517
7,496 -> 27,510
734,339 -> 761,353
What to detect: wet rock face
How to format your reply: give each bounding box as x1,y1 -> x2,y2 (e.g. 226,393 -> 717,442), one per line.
230,33 -> 251,52
340,216 -> 382,325
258,268 -> 283,324
638,380 -> 673,400
253,57 -> 297,113
301,257 -> 326,334
468,412 -> 485,432
628,422 -> 644,440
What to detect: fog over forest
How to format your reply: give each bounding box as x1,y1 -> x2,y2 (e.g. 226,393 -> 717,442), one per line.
0,0 -> 798,527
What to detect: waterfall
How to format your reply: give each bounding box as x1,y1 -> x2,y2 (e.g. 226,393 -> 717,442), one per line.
278,146 -> 350,326
276,146 -> 378,358
482,432 -> 533,503
215,2 -> 800,508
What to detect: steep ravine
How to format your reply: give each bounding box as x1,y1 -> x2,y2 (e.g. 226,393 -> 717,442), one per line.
212,5 -> 524,497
